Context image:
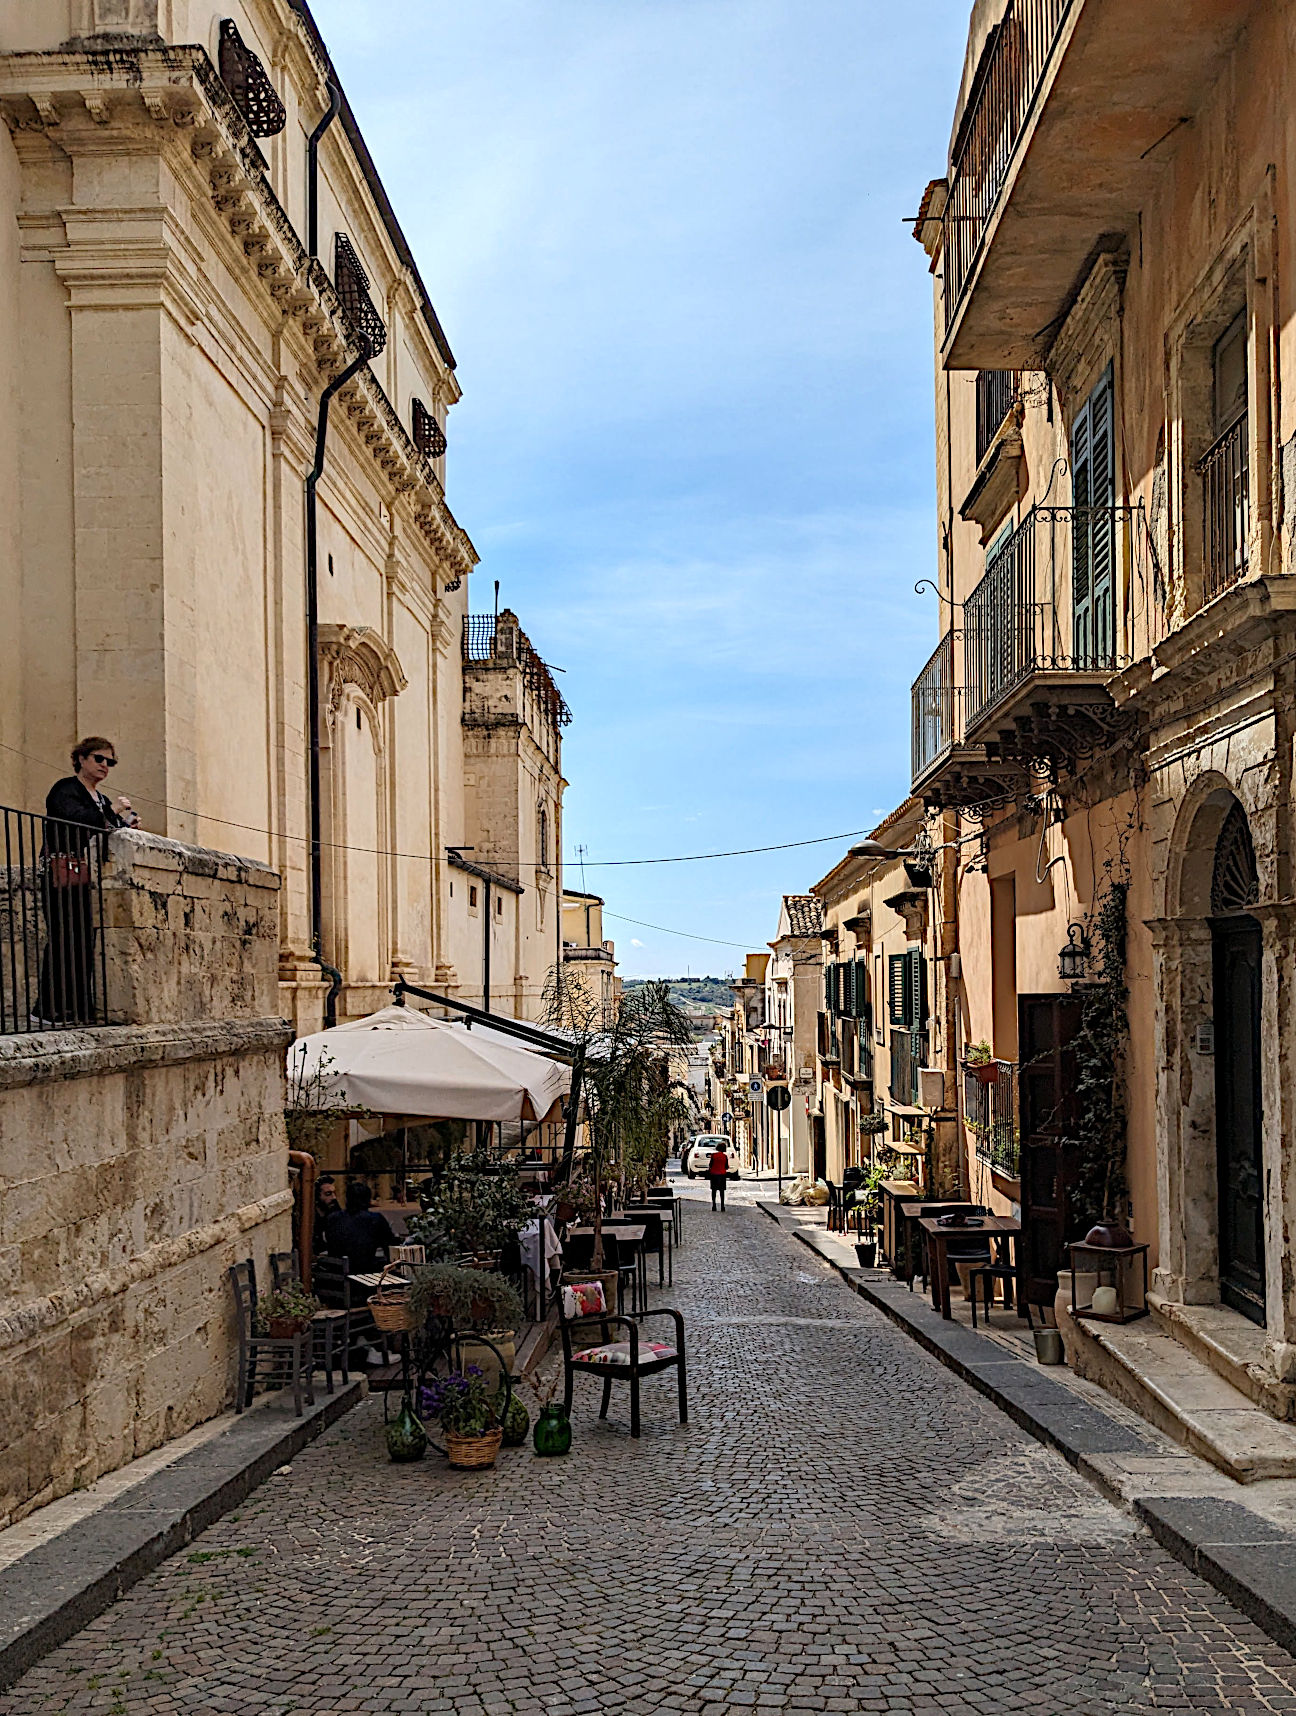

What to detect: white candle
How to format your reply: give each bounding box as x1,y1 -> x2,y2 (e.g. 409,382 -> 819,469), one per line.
1091,1285 -> 1119,1316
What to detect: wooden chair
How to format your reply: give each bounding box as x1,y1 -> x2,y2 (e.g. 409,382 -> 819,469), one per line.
270,1249 -> 350,1393
558,1286 -> 687,1439
969,1239 -> 1031,1329
229,1258 -> 314,1416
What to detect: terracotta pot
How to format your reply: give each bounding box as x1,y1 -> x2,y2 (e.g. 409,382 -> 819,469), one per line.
555,1200 -> 578,1224
1084,1223 -> 1134,1249
970,1061 -> 998,1085
265,1316 -> 309,1339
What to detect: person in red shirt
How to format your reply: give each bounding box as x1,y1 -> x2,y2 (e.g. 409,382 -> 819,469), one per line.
707,1146 -> 730,1212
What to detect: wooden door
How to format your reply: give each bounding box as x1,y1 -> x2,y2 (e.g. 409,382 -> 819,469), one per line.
1213,915 -> 1266,1325
1018,993 -> 1085,1308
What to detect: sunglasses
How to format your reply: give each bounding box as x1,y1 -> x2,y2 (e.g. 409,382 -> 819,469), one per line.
90,754 -> 117,768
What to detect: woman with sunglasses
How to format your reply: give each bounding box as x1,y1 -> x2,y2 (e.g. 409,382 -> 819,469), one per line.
37,737 -> 140,1025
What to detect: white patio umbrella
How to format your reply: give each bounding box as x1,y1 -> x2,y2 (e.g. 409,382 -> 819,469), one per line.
288,1005 -> 570,1123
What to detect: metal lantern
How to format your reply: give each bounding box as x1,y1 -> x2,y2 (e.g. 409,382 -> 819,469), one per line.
1069,1238 -> 1150,1323
1058,922 -> 1091,982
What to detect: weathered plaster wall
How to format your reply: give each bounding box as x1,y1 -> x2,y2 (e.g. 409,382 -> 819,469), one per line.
0,830 -> 292,1526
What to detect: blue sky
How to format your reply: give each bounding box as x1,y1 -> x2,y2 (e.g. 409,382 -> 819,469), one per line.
309,0 -> 969,978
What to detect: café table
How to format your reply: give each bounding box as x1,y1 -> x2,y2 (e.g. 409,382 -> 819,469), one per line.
567,1223 -> 648,1310
899,1200 -> 979,1290
918,1214 -> 1022,1319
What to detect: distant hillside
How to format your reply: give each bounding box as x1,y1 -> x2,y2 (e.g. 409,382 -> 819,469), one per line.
622,976 -> 734,1010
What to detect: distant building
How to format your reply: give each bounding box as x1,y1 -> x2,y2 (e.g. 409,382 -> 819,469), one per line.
561,889 -> 618,1026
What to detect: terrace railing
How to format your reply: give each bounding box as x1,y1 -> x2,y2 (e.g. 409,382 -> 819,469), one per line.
912,632 -> 956,784
943,0 -> 1074,331
1,804 -> 109,1035
976,369 -> 1017,466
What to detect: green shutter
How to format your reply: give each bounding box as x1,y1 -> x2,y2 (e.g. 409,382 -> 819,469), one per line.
888,954 -> 907,1028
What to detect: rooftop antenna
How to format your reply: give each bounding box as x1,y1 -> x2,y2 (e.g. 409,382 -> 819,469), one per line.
576,842 -> 588,892
494,579 -> 500,625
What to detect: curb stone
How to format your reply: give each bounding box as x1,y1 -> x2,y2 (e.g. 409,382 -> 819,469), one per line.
755,1199 -> 1296,1655
0,1380 -> 364,1690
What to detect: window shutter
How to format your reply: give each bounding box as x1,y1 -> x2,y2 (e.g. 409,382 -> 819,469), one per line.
1071,363 -> 1115,669
888,954 -> 907,1028
855,957 -> 869,1021
906,948 -> 926,1030
843,961 -> 855,1018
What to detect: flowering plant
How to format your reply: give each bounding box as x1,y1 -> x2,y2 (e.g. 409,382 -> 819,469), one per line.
418,1367 -> 499,1437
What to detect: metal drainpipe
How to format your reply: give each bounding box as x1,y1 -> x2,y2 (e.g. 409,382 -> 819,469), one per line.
307,80 -> 340,260
306,346 -> 369,1027
303,76 -> 347,1029
483,876 -> 492,1012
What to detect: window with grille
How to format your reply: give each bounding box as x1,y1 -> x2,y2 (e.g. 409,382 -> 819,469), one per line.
333,233 -> 387,356
412,397 -> 447,460
218,20 -> 286,137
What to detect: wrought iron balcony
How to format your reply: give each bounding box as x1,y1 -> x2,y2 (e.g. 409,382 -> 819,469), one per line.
963,503 -> 1126,731
911,633 -> 955,784
963,1059 -> 1019,1177
943,0 -> 1074,333
333,234 -> 388,358
889,1027 -> 928,1108
412,398 -> 447,461
218,19 -> 287,139
463,615 -> 572,728
1199,414 -> 1249,602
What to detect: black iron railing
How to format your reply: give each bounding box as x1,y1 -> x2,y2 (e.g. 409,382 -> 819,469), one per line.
411,397 -> 447,461
963,1058 -> 1018,1176
976,370 -> 1017,466
463,615 -> 572,728
1,805 -> 109,1035
333,233 -> 388,357
943,0 -> 1074,331
963,505 -> 1126,729
889,1027 -> 928,1107
912,632 -> 955,783
218,18 -> 287,138
1199,414 -> 1249,601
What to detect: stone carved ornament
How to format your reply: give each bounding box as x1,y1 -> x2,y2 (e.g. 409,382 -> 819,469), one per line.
318,624 -> 407,722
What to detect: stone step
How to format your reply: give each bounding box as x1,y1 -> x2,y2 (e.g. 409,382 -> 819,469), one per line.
1148,1294 -> 1296,1421
1066,1312 -> 1296,1482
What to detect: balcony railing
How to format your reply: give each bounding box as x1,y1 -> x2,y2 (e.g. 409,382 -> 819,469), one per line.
963,505 -> 1125,730
889,1027 -> 928,1107
1199,414 -> 1250,602
463,615 -> 573,728
963,1059 -> 1018,1177
1,804 -> 109,1035
334,233 -> 388,357
976,370 -> 1016,466
912,632 -> 955,782
944,0 -> 1074,331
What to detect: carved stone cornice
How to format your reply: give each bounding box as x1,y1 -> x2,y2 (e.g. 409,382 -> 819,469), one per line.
0,42 -> 477,584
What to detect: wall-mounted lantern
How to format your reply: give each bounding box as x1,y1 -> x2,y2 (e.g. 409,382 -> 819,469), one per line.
1058,923 -> 1091,983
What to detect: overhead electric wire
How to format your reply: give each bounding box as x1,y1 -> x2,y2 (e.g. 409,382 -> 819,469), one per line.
0,739 -> 879,874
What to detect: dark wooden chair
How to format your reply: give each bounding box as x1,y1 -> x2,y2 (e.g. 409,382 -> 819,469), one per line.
313,1252 -> 389,1365
969,1239 -> 1031,1329
270,1249 -> 350,1392
619,1207 -> 672,1285
558,1291 -> 687,1439
229,1258 -> 313,1416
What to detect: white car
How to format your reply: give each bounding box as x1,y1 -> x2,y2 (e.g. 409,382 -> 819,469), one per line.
681,1135 -> 736,1178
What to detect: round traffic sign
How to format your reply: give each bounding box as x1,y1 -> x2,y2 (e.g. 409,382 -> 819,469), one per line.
766,1084 -> 791,1111
748,1078 -> 763,1094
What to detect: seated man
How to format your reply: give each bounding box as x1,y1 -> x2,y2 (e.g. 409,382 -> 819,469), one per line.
324,1181 -> 397,1276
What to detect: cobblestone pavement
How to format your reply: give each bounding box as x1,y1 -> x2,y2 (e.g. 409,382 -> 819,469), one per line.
8,1201 -> 1296,1715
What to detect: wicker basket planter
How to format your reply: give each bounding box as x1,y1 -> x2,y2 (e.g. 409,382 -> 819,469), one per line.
370,1266 -> 416,1334
444,1428 -> 503,1470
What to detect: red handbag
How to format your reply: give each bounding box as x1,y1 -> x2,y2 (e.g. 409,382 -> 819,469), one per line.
48,853 -> 92,888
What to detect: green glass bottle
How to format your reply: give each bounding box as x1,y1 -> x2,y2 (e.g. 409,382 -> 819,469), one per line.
533,1403 -> 572,1456
385,1395 -> 428,1463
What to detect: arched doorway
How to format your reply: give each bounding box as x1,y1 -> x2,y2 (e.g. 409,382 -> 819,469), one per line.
1211,802 -> 1264,1323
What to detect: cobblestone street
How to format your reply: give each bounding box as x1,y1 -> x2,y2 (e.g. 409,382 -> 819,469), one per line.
8,1199 -> 1296,1716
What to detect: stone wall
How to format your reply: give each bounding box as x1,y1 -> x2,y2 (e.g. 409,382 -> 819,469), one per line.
0,831 -> 292,1527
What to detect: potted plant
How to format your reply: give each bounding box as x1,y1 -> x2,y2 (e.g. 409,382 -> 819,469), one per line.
421,1367 -> 504,1468
966,1041 -> 998,1084
254,1283 -> 320,1338
407,1147 -> 534,1263
409,1263 -> 522,1331
850,1159 -> 892,1268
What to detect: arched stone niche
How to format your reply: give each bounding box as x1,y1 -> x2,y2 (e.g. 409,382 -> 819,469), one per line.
1147,772 -> 1296,1370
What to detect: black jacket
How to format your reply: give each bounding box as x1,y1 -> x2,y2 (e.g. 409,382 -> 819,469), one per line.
45,777 -> 125,854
